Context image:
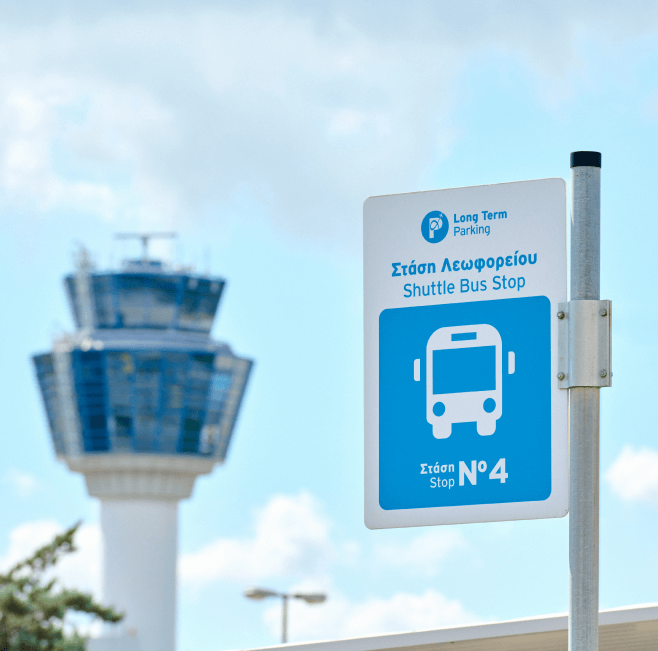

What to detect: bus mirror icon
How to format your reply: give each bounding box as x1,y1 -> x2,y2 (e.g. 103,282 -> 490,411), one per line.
414,324 -> 515,439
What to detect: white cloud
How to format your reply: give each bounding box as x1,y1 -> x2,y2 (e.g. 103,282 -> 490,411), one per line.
0,9 -> 459,246
182,493 -> 476,644
374,529 -> 466,577
606,446 -> 658,504
179,491 -> 336,587
0,519 -> 101,598
263,585 -> 479,643
4,468 -> 39,497
0,3 -> 654,249
0,74 -> 169,224
3,504 -> 475,646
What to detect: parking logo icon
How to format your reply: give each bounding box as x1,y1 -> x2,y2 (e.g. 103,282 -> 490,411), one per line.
421,210 -> 449,243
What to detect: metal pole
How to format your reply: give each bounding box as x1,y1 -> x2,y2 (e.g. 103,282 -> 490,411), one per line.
282,594 -> 289,644
568,151 -> 601,651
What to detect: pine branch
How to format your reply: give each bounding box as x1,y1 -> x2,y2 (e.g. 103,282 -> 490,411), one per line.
0,521 -> 124,651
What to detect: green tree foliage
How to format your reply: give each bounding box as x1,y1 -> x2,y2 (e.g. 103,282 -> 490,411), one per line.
0,522 -> 123,650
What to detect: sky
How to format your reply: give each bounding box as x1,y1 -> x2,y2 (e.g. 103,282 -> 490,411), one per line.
2,1 -> 658,649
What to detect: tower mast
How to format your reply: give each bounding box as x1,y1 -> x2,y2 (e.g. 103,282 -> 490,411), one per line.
115,232 -> 177,261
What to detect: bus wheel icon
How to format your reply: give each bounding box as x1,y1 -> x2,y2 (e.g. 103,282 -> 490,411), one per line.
413,324 -> 515,439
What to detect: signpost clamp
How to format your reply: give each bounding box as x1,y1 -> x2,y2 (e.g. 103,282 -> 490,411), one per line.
557,300 -> 612,389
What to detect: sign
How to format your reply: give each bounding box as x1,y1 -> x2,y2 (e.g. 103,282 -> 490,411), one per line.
364,179 -> 567,529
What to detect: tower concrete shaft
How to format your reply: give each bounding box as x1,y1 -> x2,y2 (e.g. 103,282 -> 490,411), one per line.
67,454 -> 215,651
101,500 -> 177,651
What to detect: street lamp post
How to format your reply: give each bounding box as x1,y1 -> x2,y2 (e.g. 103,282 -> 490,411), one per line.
244,588 -> 327,644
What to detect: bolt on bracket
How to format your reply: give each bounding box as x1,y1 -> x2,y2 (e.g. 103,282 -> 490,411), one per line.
557,300 -> 612,389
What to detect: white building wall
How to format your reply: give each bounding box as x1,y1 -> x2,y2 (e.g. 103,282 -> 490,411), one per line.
101,500 -> 178,651
87,635 -> 141,651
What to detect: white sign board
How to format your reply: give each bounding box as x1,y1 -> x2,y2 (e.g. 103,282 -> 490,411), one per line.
364,179 -> 567,529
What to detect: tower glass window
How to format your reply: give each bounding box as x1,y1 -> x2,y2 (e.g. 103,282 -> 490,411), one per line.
35,259 -> 251,461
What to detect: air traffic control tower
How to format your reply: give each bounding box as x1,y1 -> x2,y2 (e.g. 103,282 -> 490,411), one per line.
32,237 -> 253,651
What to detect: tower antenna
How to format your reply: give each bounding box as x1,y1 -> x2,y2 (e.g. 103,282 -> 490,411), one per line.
115,232 -> 178,261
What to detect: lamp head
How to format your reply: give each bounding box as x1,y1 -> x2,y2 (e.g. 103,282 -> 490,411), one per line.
244,588 -> 280,600
294,593 -> 327,604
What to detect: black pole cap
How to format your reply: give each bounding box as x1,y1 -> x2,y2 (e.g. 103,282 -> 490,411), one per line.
570,151 -> 601,168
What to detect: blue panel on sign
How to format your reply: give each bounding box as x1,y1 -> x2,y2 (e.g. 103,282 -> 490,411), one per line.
433,346 -> 495,394
378,296 -> 551,511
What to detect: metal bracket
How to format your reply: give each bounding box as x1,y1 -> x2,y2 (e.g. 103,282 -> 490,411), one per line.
557,300 -> 611,389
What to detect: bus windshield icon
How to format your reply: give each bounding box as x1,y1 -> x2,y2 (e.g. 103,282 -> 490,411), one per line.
414,324 -> 515,439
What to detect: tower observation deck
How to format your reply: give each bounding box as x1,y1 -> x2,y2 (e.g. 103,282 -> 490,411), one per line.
32,244 -> 253,651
